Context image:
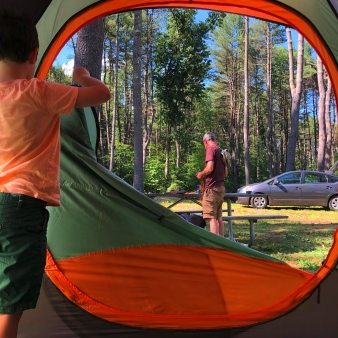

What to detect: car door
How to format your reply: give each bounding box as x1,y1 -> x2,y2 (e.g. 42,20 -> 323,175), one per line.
269,172 -> 303,206
301,172 -> 335,206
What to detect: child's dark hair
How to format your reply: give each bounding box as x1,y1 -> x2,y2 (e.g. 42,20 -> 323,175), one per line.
0,12 -> 39,63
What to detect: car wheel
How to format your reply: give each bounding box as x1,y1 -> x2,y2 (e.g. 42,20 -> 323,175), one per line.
328,195 -> 338,211
251,195 -> 268,209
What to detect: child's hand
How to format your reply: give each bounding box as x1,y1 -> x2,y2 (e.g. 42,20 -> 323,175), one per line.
73,67 -> 90,84
73,67 -> 111,108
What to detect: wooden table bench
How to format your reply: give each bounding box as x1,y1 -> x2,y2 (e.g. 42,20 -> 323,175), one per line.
174,209 -> 231,215
222,215 -> 288,247
173,209 -> 203,214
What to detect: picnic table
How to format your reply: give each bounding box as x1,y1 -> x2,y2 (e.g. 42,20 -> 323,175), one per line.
222,214 -> 288,247
146,192 -> 288,247
145,192 -> 203,209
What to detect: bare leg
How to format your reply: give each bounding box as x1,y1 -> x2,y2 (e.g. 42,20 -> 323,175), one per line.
209,218 -> 219,235
0,313 -> 22,338
218,217 -> 224,237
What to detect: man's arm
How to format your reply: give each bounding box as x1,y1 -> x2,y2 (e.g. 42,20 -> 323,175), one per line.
73,67 -> 111,108
224,165 -> 228,178
196,161 -> 214,180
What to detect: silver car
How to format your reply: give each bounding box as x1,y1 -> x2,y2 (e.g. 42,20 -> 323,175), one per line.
237,170 -> 338,211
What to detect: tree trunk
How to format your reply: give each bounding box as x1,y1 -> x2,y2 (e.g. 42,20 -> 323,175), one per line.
142,9 -> 155,170
243,16 -> 250,185
123,64 -> 131,144
99,45 -> 108,166
74,18 -> 105,114
312,87 -> 318,163
164,125 -> 171,183
109,14 -> 120,172
175,139 -> 181,168
97,109 -> 106,165
285,28 -> 304,171
324,75 -> 332,170
317,55 -> 326,172
265,23 -> 274,177
229,56 -> 237,189
132,10 -> 144,192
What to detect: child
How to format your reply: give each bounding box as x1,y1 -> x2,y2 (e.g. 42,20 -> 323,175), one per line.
0,12 -> 111,338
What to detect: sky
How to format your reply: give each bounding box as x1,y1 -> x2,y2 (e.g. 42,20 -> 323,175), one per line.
54,46 -> 73,66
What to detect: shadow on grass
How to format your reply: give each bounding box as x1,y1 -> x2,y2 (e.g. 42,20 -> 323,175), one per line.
238,205 -> 328,212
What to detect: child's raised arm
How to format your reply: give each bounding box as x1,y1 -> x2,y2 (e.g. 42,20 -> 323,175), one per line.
73,67 -> 111,108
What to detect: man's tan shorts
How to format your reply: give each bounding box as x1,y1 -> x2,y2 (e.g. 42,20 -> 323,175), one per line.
202,185 -> 225,219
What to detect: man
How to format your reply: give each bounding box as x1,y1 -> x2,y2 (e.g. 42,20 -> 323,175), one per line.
196,132 -> 227,236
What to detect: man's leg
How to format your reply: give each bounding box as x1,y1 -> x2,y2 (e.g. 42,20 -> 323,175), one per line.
0,313 -> 22,338
203,188 -> 224,236
209,218 -> 219,235
218,217 -> 224,237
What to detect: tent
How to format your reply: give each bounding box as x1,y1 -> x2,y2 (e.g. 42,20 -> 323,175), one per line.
17,107 -> 338,337
0,1 -> 337,337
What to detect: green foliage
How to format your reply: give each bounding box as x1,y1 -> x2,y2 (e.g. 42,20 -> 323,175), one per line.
47,65 -> 72,84
144,146 -> 167,193
144,140 -> 207,193
154,8 -> 211,126
172,140 -> 206,192
205,11 -> 227,30
111,142 -> 134,184
271,46 -> 289,86
303,42 -> 317,79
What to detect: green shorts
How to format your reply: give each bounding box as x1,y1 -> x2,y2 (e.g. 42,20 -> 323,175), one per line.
202,185 -> 225,219
0,193 -> 48,314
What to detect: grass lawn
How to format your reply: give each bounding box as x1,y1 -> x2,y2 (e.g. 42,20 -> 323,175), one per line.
229,204 -> 336,273
165,199 -> 338,273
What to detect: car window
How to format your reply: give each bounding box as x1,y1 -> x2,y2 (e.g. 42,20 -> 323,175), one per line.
328,175 -> 338,183
278,172 -> 301,184
304,173 -> 327,183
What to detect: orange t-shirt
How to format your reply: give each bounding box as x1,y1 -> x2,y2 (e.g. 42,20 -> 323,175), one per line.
0,79 -> 78,206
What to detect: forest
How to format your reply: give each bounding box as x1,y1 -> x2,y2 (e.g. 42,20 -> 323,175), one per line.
48,8 -> 338,194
